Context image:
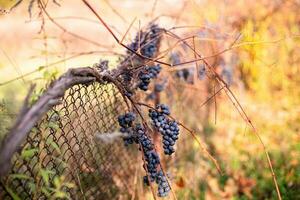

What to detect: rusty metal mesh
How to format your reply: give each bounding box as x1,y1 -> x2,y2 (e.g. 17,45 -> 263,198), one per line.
0,82 -> 138,200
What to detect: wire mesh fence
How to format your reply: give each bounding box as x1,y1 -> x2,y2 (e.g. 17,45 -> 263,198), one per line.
0,81 -> 138,200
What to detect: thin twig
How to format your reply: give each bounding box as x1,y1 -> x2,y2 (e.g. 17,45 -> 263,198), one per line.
166,30 -> 282,200
38,0 -> 111,48
120,17 -> 137,44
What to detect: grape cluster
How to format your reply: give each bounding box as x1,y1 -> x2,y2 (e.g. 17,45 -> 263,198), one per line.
156,170 -> 170,197
143,150 -> 160,182
198,64 -> 206,80
170,52 -> 210,83
117,112 -> 136,146
149,104 -> 180,155
138,65 -> 162,91
128,24 -> 161,58
221,66 -> 233,86
118,24 -> 163,98
124,90 -> 133,98
140,24 -> 161,58
169,52 -> 192,81
136,128 -> 171,197
135,124 -> 161,183
141,43 -> 157,58
117,111 -> 172,197
122,69 -> 133,83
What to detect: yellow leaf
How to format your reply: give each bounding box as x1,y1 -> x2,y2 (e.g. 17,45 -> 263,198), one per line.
0,0 -> 22,12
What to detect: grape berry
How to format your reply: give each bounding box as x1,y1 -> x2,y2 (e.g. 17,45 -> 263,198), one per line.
128,24 -> 161,58
156,170 -> 171,197
138,65 -> 162,91
149,104 -> 180,155
118,112 -> 137,146
136,124 -> 161,182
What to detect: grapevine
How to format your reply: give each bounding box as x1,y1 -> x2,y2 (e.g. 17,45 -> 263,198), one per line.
115,23 -> 178,197
0,1 -> 285,199
117,111 -> 171,197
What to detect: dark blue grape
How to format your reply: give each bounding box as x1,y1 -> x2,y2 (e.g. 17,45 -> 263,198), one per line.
149,104 -> 180,155
127,23 -> 161,59
169,52 -> 181,65
138,65 -> 162,91
169,52 -> 196,82
142,43 -> 157,58
198,64 -> 206,80
154,83 -> 164,92
221,66 -> 233,86
156,170 -> 170,197
124,90 -> 133,97
135,124 -> 161,183
117,112 -> 137,146
143,175 -> 150,186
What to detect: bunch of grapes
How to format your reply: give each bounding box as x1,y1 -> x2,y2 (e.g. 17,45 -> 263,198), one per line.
115,23 -> 175,197
117,112 -> 137,146
135,124 -> 161,182
138,65 -> 162,91
169,52 -> 190,80
141,43 -> 157,58
118,24 -> 162,97
156,170 -> 171,197
128,24 -> 161,58
121,69 -> 133,83
170,52 -> 208,83
221,66 -> 233,86
143,150 -> 160,182
117,113 -> 171,197
149,104 -> 180,155
145,82 -> 165,101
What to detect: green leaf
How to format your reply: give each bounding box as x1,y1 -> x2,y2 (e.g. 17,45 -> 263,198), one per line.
41,187 -> 51,197
52,157 -> 67,167
64,182 -> 75,189
46,137 -> 61,154
50,141 -> 61,154
37,66 -> 45,71
9,173 -> 32,181
53,177 -> 60,188
21,148 -> 38,160
54,191 -> 68,198
28,182 -> 36,193
47,121 -> 59,131
39,169 -> 55,186
4,186 -> 21,200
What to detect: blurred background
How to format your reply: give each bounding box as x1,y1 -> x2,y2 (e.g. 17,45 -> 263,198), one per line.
0,0 -> 300,199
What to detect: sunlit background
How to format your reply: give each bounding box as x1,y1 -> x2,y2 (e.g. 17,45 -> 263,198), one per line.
0,0 -> 300,199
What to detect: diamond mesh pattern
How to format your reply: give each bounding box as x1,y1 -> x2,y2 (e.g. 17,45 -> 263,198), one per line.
0,82 -> 138,200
